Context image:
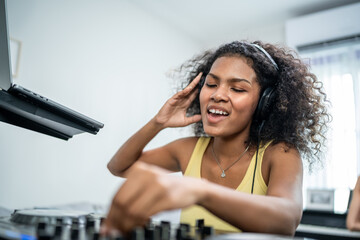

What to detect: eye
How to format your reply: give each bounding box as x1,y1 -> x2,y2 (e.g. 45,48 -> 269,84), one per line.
231,88 -> 245,93
205,83 -> 217,88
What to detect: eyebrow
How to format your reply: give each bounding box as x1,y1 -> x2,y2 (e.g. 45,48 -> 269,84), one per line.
207,73 -> 252,85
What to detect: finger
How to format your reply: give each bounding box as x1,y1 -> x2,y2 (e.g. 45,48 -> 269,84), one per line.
114,179 -> 146,209
100,218 -> 110,235
179,72 -> 203,96
190,72 -> 203,86
118,216 -> 143,235
103,180 -> 146,233
124,167 -> 172,218
104,202 -> 141,235
115,163 -> 151,206
100,220 -> 121,237
172,88 -> 199,107
184,114 -> 202,125
102,202 -> 122,234
186,88 -> 199,104
126,183 -> 164,220
143,194 -> 179,218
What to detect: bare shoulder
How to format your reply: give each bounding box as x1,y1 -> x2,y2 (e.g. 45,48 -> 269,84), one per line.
138,137 -> 199,172
263,141 -> 303,200
166,137 -> 200,172
265,141 -> 301,164
260,142 -> 301,186
167,136 -> 200,156
168,136 -> 199,145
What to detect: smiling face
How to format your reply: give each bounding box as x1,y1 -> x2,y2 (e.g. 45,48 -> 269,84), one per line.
199,56 -> 261,138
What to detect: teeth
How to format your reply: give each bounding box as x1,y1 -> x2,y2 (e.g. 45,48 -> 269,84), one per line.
209,109 -> 228,116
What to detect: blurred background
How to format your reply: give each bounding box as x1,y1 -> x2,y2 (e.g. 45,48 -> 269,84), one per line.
1,0 -> 359,222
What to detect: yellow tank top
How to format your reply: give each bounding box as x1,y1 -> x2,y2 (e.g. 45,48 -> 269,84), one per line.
180,137 -> 271,232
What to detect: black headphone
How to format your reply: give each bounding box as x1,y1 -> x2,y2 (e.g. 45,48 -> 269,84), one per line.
249,43 -> 278,194
250,86 -> 276,194
253,87 -> 276,122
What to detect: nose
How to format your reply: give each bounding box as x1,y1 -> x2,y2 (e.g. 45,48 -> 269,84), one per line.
211,86 -> 229,102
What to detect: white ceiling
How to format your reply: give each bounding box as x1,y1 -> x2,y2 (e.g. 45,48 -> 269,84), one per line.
131,0 -> 360,47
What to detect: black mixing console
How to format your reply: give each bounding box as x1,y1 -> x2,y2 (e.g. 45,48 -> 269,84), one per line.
0,208 -> 309,240
0,208 -> 218,240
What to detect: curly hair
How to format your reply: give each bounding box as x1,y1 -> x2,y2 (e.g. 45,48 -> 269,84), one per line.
175,40 -> 331,169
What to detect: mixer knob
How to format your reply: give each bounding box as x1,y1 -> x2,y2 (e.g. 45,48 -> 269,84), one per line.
201,226 -> 214,238
72,219 -> 80,228
54,225 -> 62,237
37,231 -> 52,240
160,221 -> 170,227
55,217 -> 63,225
86,219 -> 96,229
145,226 -> 161,240
37,222 -> 47,231
131,227 -> 145,240
179,223 -> 190,233
71,227 -> 79,239
78,216 -> 87,225
176,226 -> 188,240
160,221 -> 170,240
92,232 -> 100,240
195,219 -> 204,229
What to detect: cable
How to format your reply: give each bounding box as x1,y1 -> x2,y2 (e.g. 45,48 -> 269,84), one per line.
251,120 -> 265,194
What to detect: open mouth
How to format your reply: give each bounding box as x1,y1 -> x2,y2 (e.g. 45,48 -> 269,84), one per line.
207,108 -> 229,116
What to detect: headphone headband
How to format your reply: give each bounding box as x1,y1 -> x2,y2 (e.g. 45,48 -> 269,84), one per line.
250,43 -> 279,71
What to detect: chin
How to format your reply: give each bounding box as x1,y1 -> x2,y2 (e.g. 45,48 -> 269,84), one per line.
203,124 -> 250,139
203,126 -> 225,137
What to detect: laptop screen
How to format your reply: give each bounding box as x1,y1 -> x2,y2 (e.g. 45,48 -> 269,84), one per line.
0,0 -> 12,91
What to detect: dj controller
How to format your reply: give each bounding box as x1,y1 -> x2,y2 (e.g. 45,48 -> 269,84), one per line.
0,208 -> 220,240
0,208 -> 302,240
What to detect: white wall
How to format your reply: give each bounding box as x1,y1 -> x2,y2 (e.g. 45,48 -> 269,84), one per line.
0,0 -> 200,210
205,22 -> 285,50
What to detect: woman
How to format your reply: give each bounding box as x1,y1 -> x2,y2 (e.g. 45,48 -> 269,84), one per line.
102,41 -> 330,236
347,176 -> 360,231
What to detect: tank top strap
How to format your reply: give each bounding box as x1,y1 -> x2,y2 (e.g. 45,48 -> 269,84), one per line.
236,141 -> 273,194
183,137 -> 211,178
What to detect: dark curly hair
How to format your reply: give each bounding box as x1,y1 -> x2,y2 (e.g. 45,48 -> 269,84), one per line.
175,40 -> 331,169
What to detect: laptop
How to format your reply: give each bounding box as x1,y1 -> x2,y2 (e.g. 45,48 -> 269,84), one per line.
0,0 -> 104,135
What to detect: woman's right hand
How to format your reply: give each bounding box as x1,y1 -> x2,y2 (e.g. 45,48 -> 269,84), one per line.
154,72 -> 203,128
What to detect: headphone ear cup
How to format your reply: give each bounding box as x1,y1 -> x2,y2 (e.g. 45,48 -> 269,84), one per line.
254,87 -> 276,121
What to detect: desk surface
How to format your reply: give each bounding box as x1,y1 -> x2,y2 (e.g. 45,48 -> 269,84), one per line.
296,224 -> 360,239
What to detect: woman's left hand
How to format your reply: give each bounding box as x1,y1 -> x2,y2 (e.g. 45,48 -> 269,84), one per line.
101,161 -> 206,235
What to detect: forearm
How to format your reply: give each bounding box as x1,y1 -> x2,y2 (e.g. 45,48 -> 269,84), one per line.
347,215 -> 360,231
347,191 -> 360,231
107,75 -> 201,177
198,181 -> 302,235
107,118 -> 164,177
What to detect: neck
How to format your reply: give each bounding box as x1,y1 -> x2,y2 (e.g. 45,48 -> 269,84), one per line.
212,134 -> 250,161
